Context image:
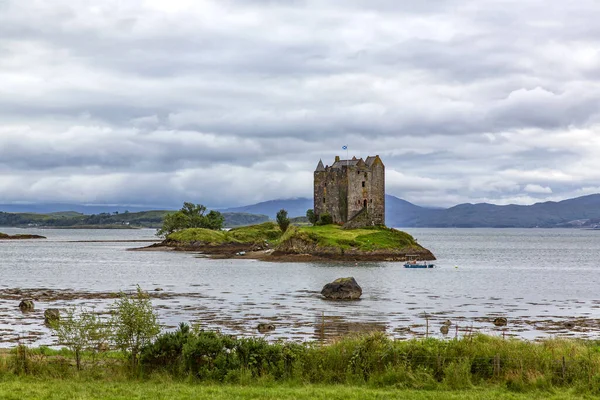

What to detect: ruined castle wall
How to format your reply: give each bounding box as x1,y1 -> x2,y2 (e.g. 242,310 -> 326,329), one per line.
314,167 -> 347,223
314,171 -> 326,218
370,161 -> 385,225
347,166 -> 372,221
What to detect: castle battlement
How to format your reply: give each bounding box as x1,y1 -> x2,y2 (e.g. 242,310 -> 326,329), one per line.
313,155 -> 385,227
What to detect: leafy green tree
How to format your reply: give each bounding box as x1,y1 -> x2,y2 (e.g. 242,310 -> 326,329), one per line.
306,209 -> 317,225
204,210 -> 225,230
156,202 -> 224,237
49,307 -> 110,370
276,209 -> 290,233
111,286 -> 160,371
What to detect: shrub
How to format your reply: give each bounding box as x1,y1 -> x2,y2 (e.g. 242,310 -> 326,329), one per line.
317,213 -> 333,225
306,209 -> 317,225
111,286 -> 160,371
276,209 -> 290,233
49,307 -> 110,370
182,330 -> 238,380
140,323 -> 191,374
157,202 -> 224,237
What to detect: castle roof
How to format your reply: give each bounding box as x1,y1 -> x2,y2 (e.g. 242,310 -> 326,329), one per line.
365,155 -> 382,167
315,159 -> 325,172
332,159 -> 360,168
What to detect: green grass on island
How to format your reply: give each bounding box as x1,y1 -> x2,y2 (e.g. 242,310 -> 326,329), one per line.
166,222 -> 423,253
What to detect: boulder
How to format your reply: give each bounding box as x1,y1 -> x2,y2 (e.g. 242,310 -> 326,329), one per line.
257,323 -> 275,333
321,277 -> 362,300
18,300 -> 34,312
44,308 -> 60,324
440,325 -> 449,335
563,321 -> 575,329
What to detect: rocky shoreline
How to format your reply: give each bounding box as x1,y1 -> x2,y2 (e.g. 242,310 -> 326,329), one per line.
0,233 -> 46,240
134,241 -> 436,262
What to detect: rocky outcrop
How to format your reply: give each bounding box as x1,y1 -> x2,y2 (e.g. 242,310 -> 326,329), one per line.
257,323 -> 276,333
321,277 -> 362,300
0,233 -> 46,240
18,300 -> 34,311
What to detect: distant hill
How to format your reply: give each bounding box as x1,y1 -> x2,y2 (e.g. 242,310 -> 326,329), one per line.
405,194 -> 600,228
221,198 -> 313,219
221,193 -> 600,228
0,210 -> 269,229
0,203 -> 166,214
3,193 -> 600,228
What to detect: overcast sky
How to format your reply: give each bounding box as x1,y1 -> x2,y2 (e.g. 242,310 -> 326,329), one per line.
1,0 -> 600,208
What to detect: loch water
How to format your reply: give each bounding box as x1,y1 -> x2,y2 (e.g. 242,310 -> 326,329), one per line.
1,227 -> 600,346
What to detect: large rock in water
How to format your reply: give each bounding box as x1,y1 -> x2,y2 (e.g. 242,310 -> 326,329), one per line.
321,277 -> 362,300
19,299 -> 35,312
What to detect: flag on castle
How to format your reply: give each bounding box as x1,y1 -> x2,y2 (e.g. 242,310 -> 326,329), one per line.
342,145 -> 348,150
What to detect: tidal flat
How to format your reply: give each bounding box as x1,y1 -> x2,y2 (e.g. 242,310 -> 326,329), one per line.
1,227 -> 600,346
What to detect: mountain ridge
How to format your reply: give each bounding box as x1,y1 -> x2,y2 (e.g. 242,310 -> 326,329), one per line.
2,193 -> 600,228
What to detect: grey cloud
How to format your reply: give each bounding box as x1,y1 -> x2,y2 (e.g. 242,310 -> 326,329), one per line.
2,0 -> 600,207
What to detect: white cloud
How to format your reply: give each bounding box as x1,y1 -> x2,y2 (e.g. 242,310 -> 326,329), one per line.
524,184 -> 553,194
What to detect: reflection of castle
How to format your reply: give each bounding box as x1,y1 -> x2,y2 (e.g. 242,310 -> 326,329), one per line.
314,155 -> 385,228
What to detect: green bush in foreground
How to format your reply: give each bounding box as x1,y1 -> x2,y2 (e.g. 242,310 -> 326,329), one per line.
4,329 -> 600,395
112,286 -> 160,371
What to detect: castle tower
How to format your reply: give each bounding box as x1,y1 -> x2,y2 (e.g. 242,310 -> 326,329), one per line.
313,155 -> 385,227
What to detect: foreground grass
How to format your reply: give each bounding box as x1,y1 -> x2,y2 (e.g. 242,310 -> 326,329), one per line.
0,379 -> 587,400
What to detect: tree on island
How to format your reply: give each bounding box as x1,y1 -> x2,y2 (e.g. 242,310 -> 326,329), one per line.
306,209 -> 318,225
276,209 -> 290,232
157,202 -> 224,237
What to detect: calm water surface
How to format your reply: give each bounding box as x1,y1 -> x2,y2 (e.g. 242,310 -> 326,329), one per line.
1,227 -> 599,345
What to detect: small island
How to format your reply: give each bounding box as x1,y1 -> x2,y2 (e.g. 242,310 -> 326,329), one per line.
148,222 -> 434,262
143,156 -> 436,262
0,232 -> 46,240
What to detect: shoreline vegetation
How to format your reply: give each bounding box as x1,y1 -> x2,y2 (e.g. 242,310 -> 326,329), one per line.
2,330 -> 600,397
141,222 -> 435,262
0,232 -> 46,240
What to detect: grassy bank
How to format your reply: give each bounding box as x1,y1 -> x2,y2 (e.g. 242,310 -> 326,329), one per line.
0,378 -> 585,400
280,224 -> 419,251
166,223 -> 430,258
166,222 -> 281,245
3,332 -> 600,396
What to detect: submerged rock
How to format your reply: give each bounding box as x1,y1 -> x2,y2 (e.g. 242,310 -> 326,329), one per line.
321,277 -> 362,300
44,308 -> 60,324
18,299 -> 34,312
563,321 -> 575,329
257,323 -> 276,333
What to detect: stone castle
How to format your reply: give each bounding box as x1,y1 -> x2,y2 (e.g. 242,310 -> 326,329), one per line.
314,155 -> 385,228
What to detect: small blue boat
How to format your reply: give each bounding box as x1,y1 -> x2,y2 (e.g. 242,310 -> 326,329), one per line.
404,255 -> 435,269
